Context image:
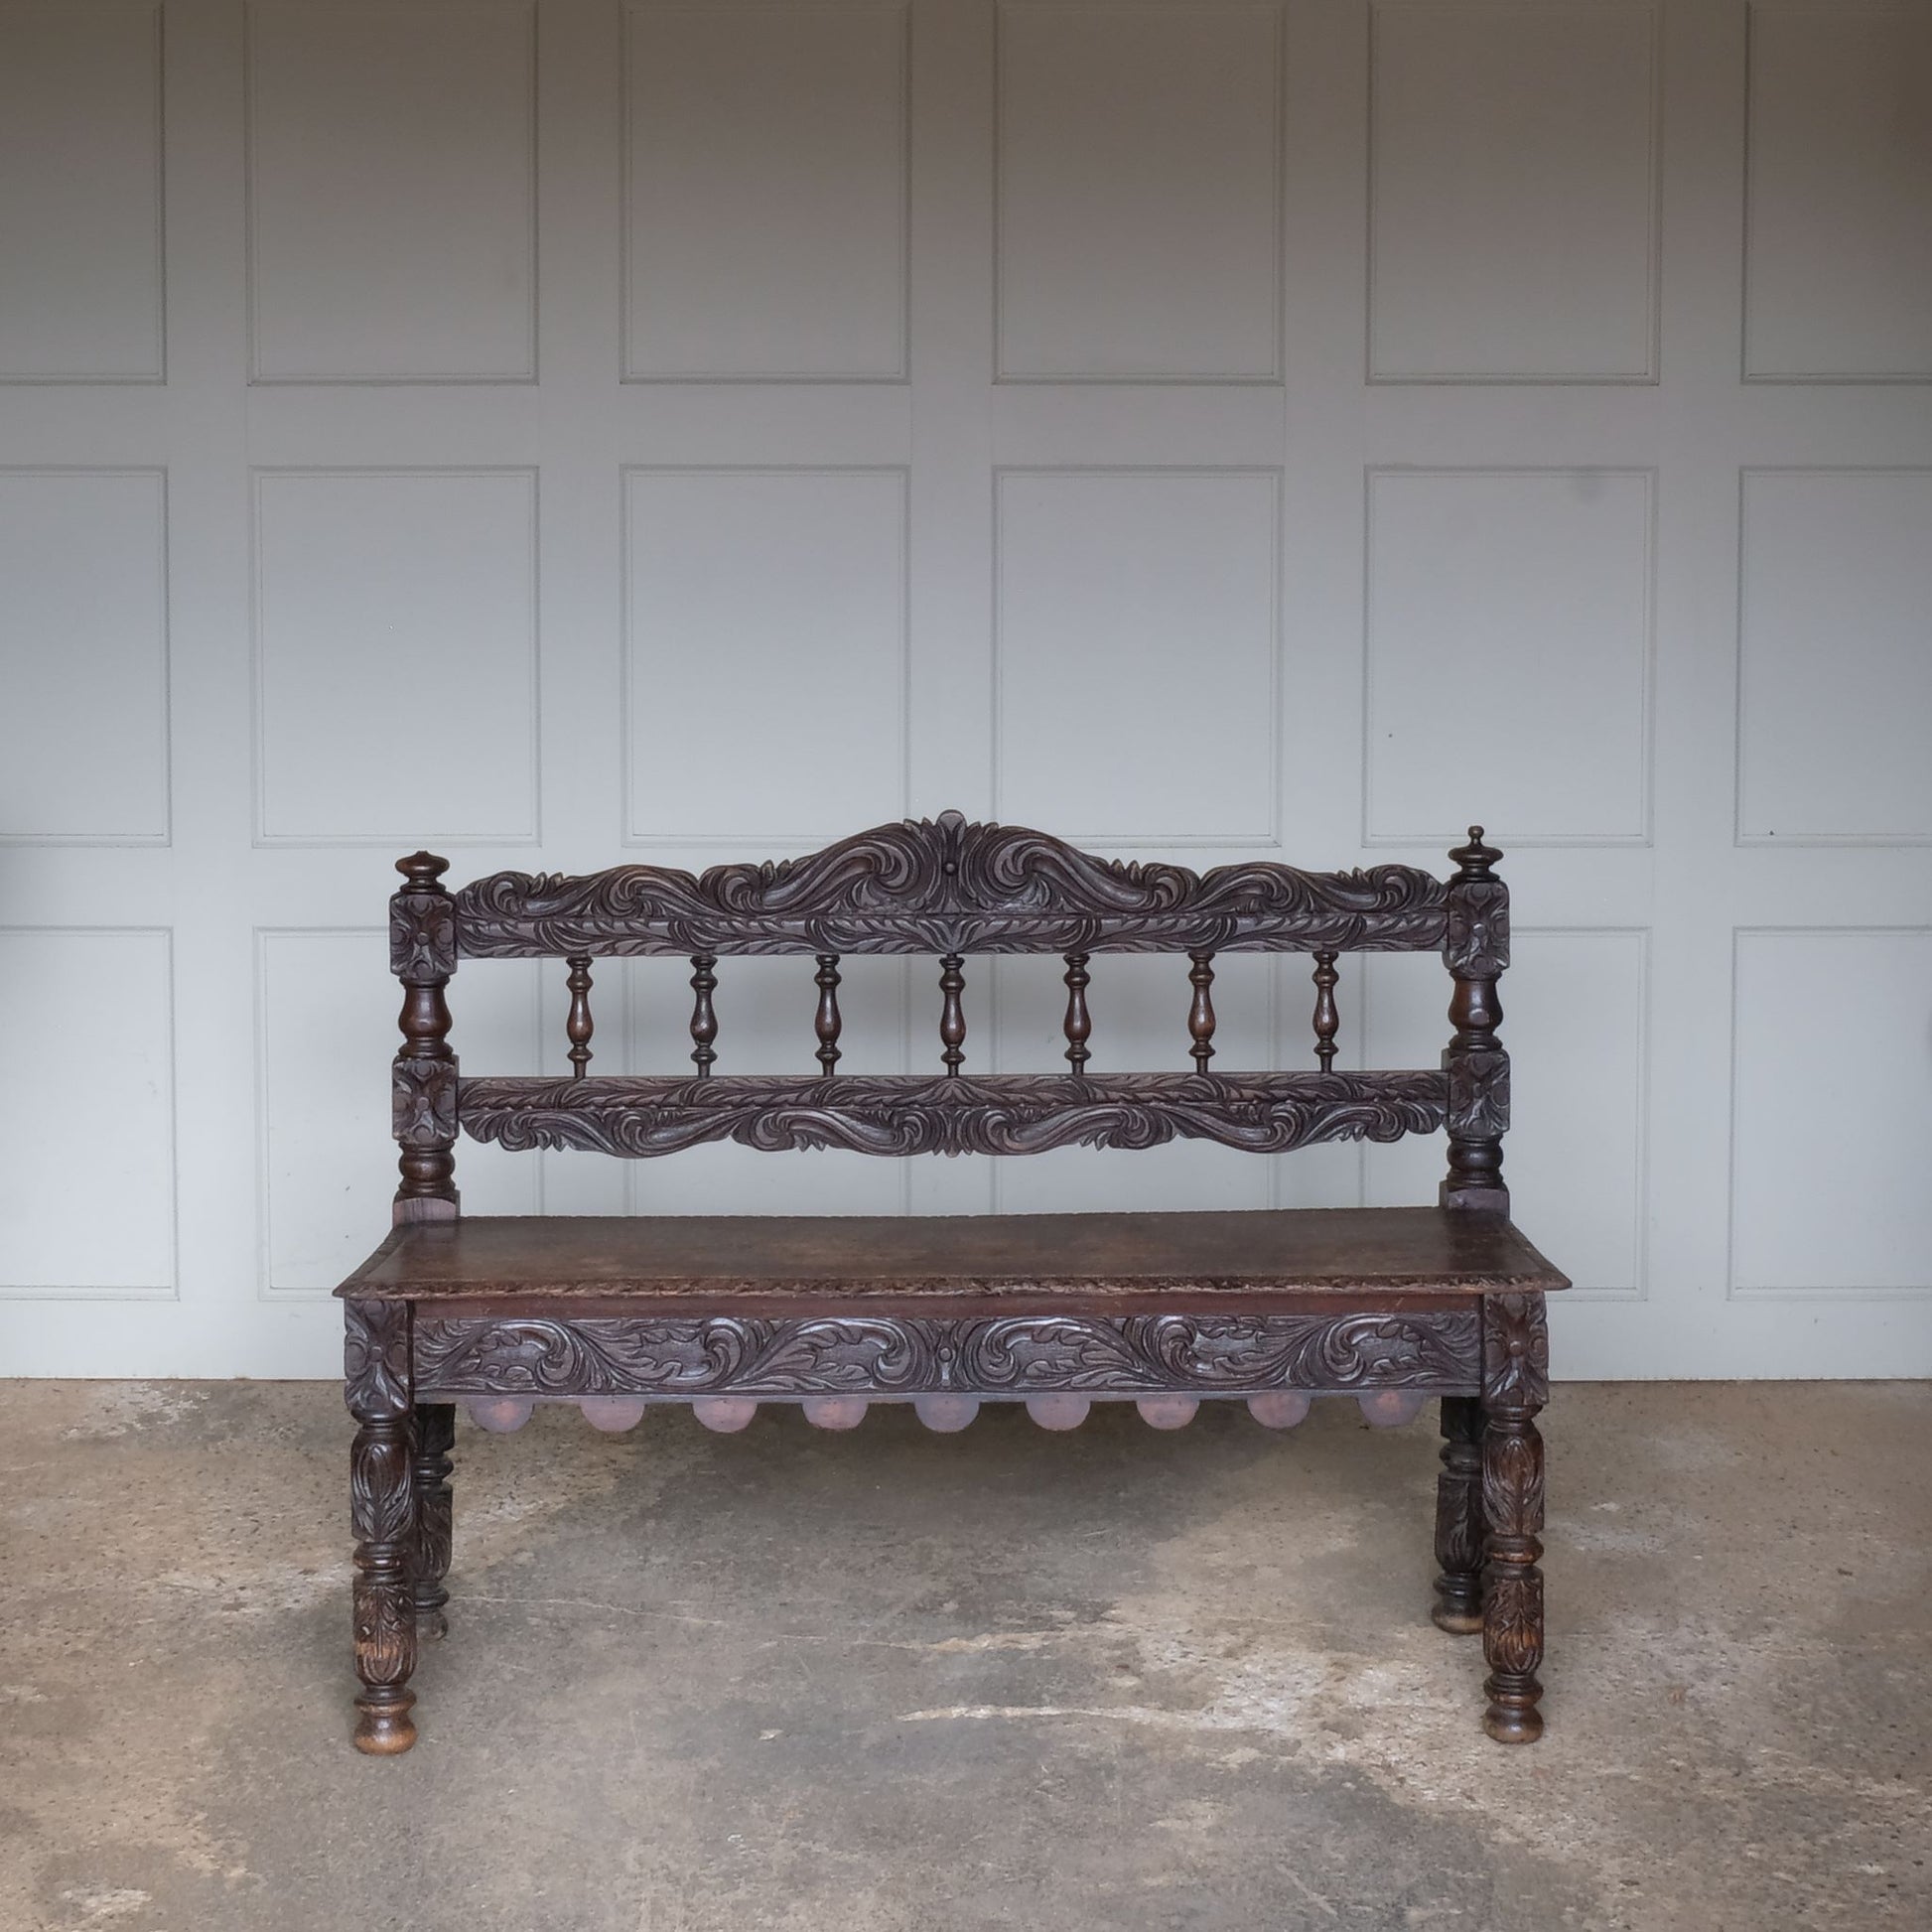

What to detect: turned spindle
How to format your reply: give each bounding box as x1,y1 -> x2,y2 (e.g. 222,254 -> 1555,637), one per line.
1187,952 -> 1216,1071
939,953 -> 966,1075
1311,950 -> 1339,1072
814,955 -> 842,1074
565,954 -> 594,1079
689,954 -> 718,1077
1062,952 -> 1092,1072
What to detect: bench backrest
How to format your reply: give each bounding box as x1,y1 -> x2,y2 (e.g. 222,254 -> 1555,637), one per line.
387,812 -> 1509,1222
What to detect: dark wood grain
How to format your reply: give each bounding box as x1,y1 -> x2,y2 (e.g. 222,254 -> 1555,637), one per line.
340,1205 -> 1565,1304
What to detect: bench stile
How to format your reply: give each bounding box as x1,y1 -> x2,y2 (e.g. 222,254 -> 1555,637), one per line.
338,811 -> 1566,1754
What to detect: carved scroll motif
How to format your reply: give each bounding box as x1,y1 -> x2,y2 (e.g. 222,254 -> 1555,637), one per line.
412,1308 -> 1483,1400
452,813 -> 1449,958
456,1069 -> 1449,1160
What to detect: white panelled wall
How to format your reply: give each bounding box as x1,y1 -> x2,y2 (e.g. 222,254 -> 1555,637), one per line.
0,0 -> 1928,1379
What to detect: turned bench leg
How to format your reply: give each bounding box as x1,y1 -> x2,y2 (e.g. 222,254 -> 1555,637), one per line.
1478,1292 -> 1548,1743
412,1402 -> 456,1641
1431,1396 -> 1486,1634
346,1300 -> 420,1754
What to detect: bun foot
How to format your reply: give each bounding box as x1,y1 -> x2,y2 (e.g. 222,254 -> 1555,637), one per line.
1481,1690 -> 1543,1744
353,1693 -> 418,1755
1431,1604 -> 1483,1636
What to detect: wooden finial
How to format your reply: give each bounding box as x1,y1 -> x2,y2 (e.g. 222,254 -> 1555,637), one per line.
396,851 -> 450,887
1449,826 -> 1501,879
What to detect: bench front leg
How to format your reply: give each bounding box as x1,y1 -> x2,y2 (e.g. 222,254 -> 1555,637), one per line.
1480,1293 -> 1547,1743
1431,1395 -> 1486,1634
412,1402 -> 456,1640
345,1299 -> 420,1754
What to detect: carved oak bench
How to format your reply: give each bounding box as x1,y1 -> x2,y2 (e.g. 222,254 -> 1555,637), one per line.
336,813 -> 1566,1754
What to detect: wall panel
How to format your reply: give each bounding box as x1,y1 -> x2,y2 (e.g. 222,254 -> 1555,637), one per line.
1369,1 -> 1658,381
996,2 -> 1283,380
0,469 -> 170,844
1744,3 -> 1932,380
0,928 -> 176,1298
0,1 -> 164,381
247,0 -> 537,381
1737,469 -> 1932,843
1364,469 -> 1653,845
253,468 -> 540,844
622,3 -> 909,380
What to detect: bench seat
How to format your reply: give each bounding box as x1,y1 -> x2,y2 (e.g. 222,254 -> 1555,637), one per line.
342,1204 -> 1566,1310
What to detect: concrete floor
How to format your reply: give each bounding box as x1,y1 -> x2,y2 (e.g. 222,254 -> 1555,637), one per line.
0,1382 -> 1926,1932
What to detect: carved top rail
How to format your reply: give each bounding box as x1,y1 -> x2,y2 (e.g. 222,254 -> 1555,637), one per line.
449,812 -> 1448,958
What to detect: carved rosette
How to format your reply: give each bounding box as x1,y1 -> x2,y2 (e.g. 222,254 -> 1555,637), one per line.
393,1059 -> 459,1148
1444,877 -> 1509,979
452,813 -> 1449,958
390,891 -> 456,982
345,1299 -> 411,1420
457,1069 -> 1449,1161
412,1308 -> 1482,1400
1447,1048 -> 1510,1141
1481,1293 -> 1550,1412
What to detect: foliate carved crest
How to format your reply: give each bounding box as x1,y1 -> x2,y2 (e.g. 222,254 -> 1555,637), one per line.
393,1057 -> 458,1149
1445,878 -> 1509,978
411,1308 -> 1482,1399
345,1299 -> 412,1420
391,897 -> 456,985
452,813 -> 1449,958
1480,1293 -> 1549,1410
457,1069 -> 1449,1161
1447,1047 -> 1510,1140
